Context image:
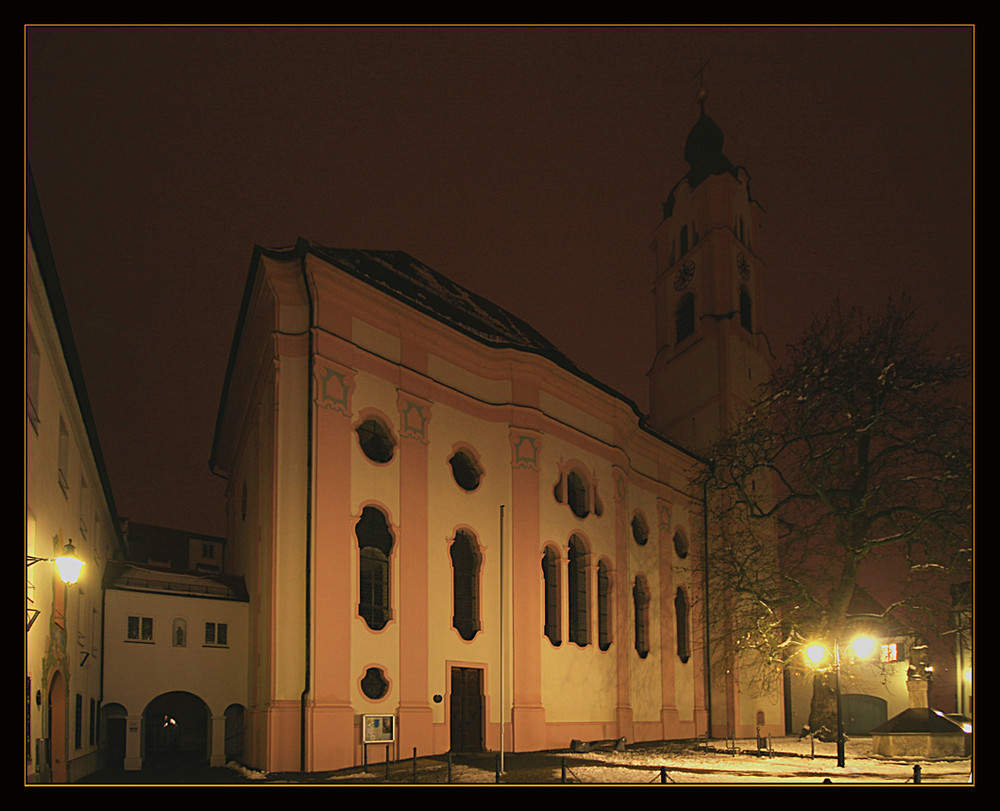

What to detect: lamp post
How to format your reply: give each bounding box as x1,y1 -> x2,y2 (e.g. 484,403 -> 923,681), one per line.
806,636 -> 873,768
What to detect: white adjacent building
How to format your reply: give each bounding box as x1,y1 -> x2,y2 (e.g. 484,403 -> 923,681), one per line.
26,167 -> 126,783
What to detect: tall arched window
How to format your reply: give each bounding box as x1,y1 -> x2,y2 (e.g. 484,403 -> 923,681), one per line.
597,560 -> 612,651
542,546 -> 561,646
568,535 -> 590,647
675,587 -> 691,663
633,576 -> 650,659
676,293 -> 695,342
357,506 -> 393,630
450,531 -> 482,641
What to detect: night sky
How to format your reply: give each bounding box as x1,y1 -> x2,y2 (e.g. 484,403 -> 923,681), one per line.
25,25 -> 974,539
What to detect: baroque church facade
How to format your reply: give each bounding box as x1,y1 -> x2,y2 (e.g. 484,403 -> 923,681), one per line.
209,94 -> 782,773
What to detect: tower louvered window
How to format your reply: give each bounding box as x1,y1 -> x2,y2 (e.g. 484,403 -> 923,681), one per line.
676,293 -> 695,342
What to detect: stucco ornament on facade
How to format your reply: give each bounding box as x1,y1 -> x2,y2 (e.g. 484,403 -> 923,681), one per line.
396,391 -> 431,443
313,359 -> 354,416
509,431 -> 541,471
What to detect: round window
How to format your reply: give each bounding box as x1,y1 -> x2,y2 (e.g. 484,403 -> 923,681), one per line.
357,418 -> 395,463
361,667 -> 389,700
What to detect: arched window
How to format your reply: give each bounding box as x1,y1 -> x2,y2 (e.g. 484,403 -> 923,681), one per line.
676,293 -> 695,343
450,531 -> 482,640
568,535 -> 590,647
633,576 -> 650,659
680,225 -> 689,256
597,560 -> 612,651
357,506 -> 393,630
740,286 -> 753,333
675,587 -> 691,663
542,546 -> 561,646
356,418 -> 395,463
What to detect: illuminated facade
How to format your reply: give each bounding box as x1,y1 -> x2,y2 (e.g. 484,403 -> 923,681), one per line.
209,95 -> 787,773
26,170 -> 125,782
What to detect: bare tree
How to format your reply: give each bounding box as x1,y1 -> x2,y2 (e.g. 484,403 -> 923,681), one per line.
695,298 -> 971,739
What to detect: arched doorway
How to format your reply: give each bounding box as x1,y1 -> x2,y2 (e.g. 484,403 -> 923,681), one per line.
101,702 -> 128,769
224,704 -> 245,762
143,692 -> 210,767
47,670 -> 67,783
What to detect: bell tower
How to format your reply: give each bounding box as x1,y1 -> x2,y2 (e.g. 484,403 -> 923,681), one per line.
648,85 -> 773,451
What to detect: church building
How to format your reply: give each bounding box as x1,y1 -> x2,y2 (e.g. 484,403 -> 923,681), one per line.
210,91 -> 781,773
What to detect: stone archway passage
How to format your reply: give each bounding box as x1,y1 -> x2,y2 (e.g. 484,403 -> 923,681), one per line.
143,691 -> 210,766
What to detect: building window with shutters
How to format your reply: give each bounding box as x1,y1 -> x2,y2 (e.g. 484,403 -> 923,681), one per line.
450,530 -> 482,641
542,545 -> 561,646
568,535 -> 590,647
357,506 -> 394,631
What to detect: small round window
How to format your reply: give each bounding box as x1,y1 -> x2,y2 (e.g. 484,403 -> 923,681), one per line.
357,418 -> 395,463
449,450 -> 482,491
631,513 -> 649,546
360,666 -> 389,700
673,527 -> 689,559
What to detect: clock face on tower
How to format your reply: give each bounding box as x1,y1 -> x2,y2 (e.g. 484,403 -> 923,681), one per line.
673,260 -> 696,291
737,252 -> 751,280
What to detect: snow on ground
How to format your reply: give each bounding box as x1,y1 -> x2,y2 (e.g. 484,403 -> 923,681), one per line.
559,737 -> 972,785
319,737 -> 973,786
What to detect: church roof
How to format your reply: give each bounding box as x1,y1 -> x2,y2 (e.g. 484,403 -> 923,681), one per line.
305,244 -> 579,365
212,240 -> 697,472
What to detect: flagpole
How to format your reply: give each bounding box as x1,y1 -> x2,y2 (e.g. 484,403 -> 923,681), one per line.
499,504 -> 505,774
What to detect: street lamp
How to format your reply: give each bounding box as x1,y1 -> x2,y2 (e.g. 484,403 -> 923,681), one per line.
27,539 -> 85,584
805,636 -> 874,768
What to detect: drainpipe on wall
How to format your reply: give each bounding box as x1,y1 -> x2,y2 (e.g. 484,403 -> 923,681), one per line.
299,250 -> 315,773
701,477 -> 713,739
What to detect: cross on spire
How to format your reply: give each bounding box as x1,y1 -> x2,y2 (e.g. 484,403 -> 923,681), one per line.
693,58 -> 710,112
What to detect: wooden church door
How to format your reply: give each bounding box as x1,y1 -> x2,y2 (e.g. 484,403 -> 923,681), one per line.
449,666 -> 484,752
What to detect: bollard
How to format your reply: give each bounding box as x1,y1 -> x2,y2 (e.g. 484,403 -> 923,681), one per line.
562,758 -> 567,783
447,751 -> 452,783
913,765 -> 922,784
661,766 -> 667,784
385,745 -> 390,779
496,752 -> 501,783
413,747 -> 417,782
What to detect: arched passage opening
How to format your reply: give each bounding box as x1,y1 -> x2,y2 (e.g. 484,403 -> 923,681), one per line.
143,691 -> 210,767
